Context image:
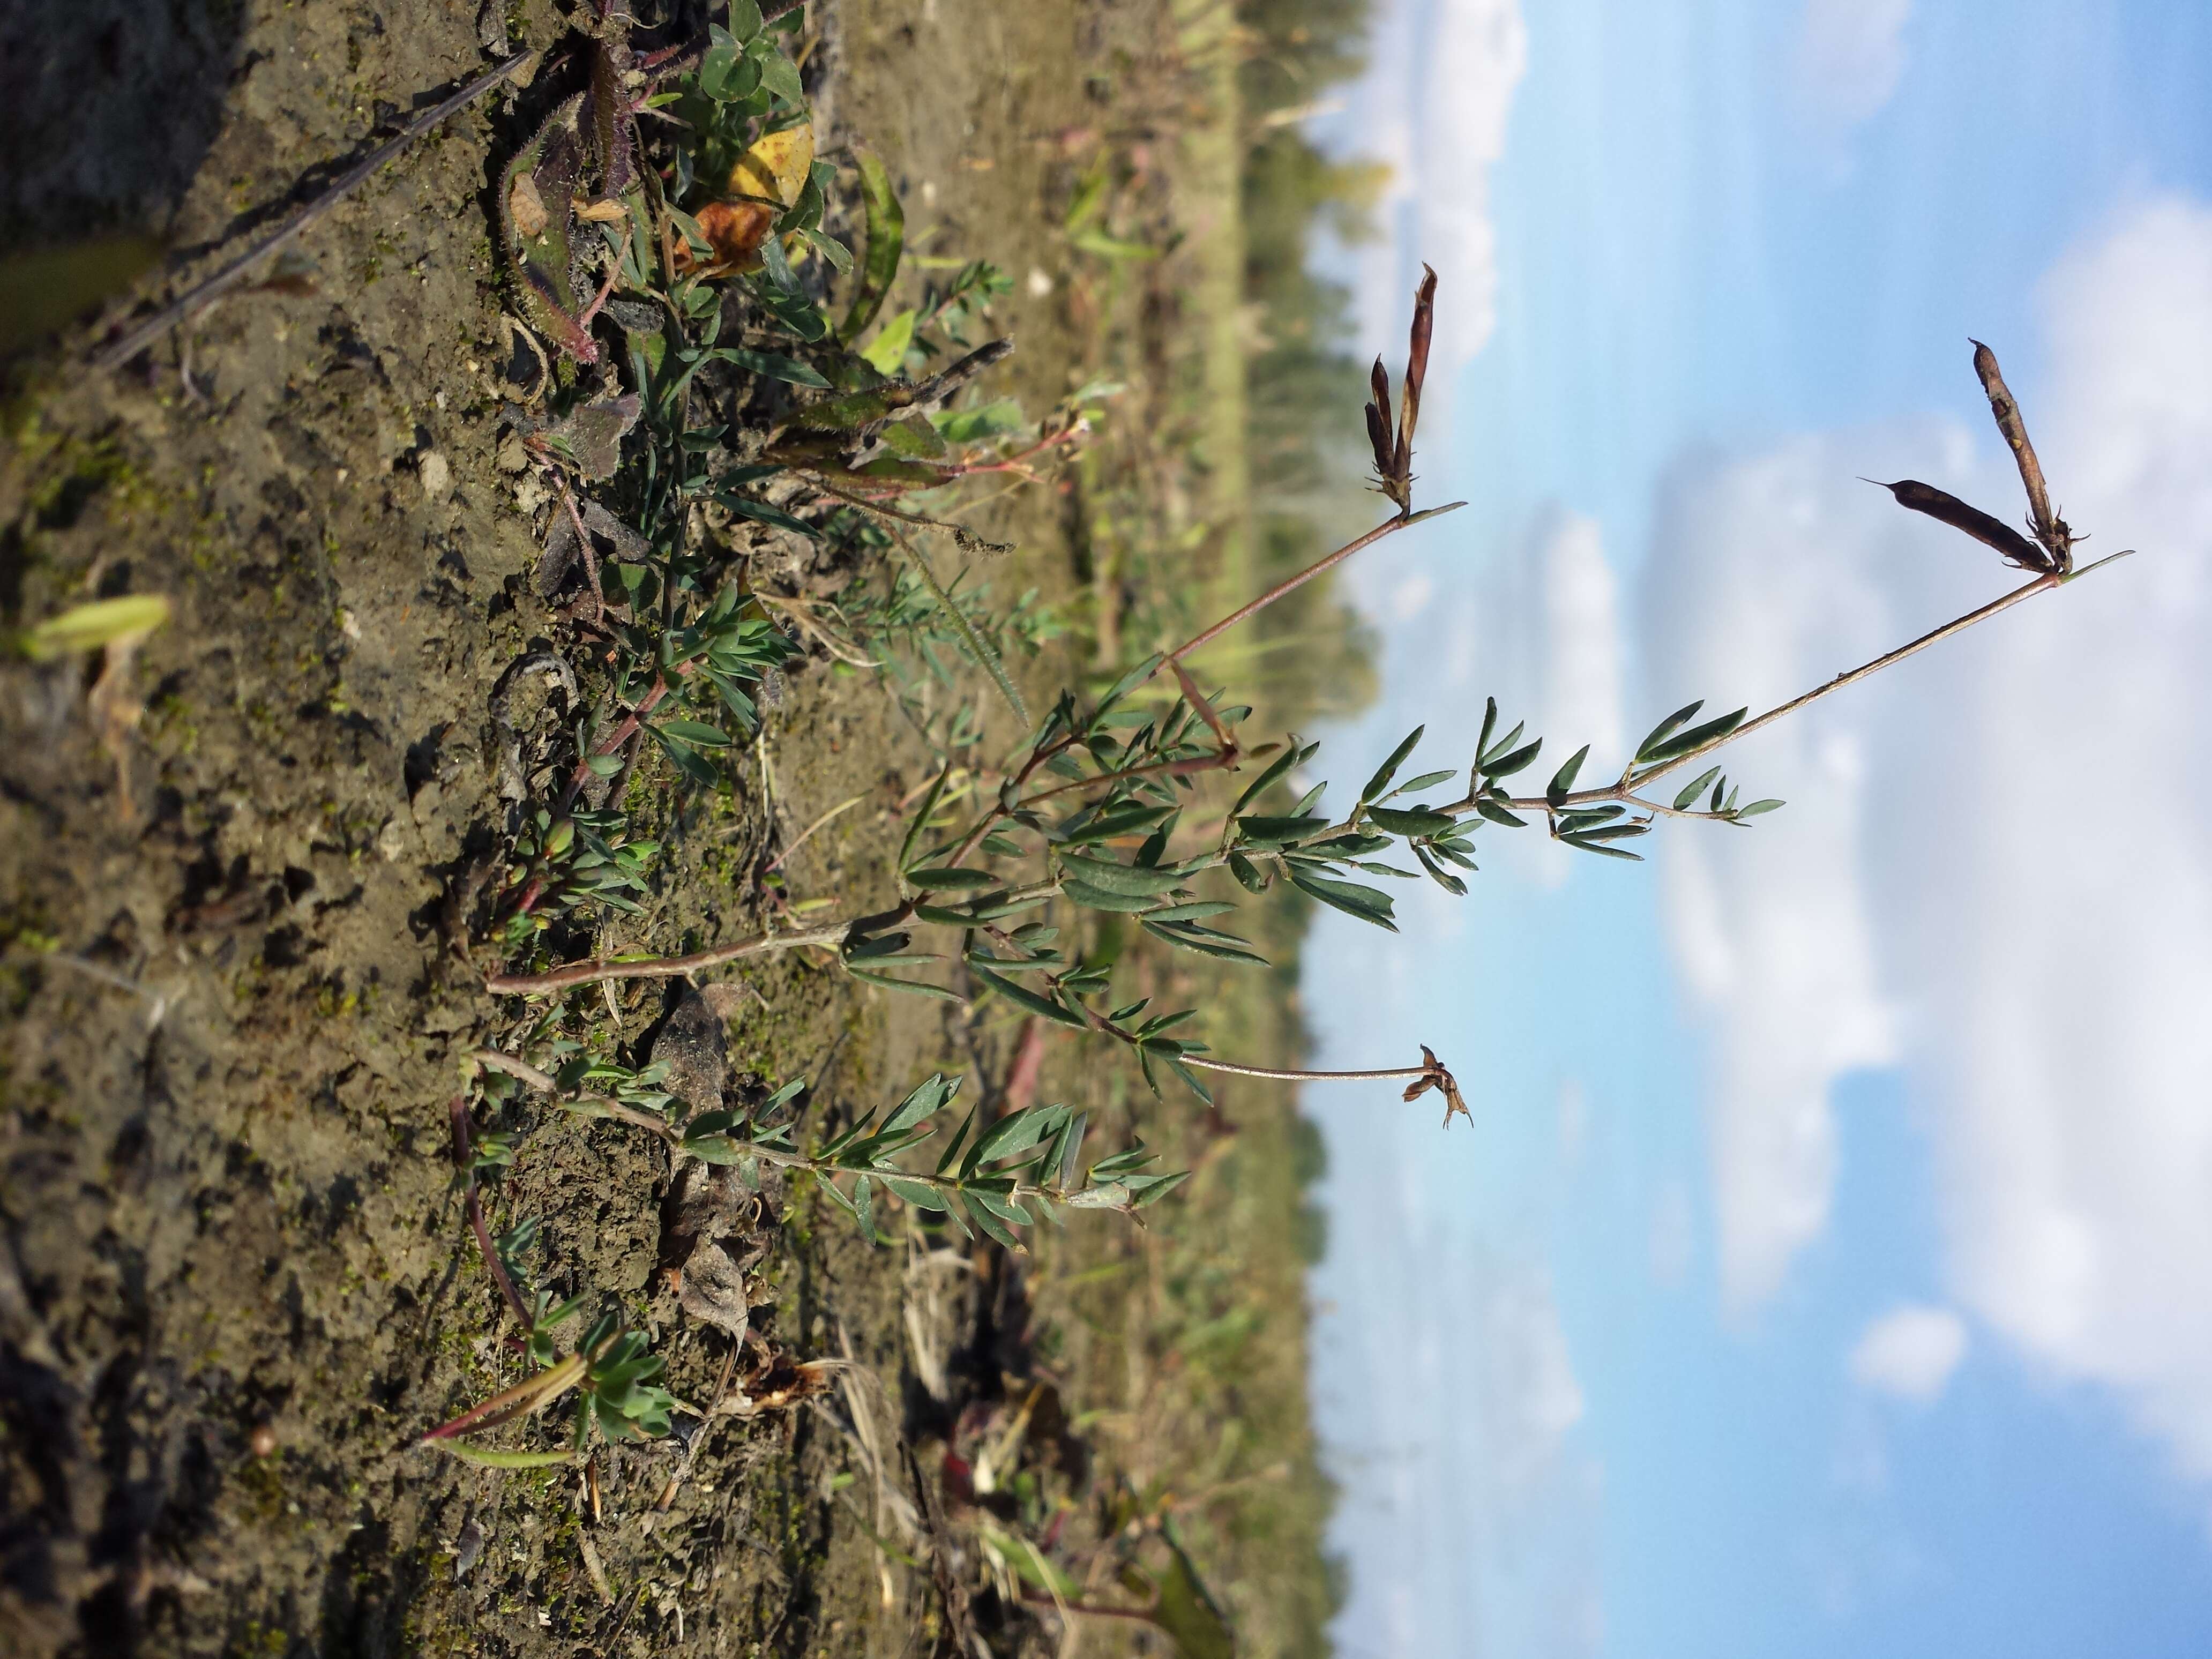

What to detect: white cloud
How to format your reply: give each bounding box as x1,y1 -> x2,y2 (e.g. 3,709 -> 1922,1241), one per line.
1851,1305 -> 1969,1403
1635,196 -> 2212,1478
1537,512 -> 1627,770
1790,0 -> 1912,144
1329,0 -> 1528,425
1641,439 -> 1904,1306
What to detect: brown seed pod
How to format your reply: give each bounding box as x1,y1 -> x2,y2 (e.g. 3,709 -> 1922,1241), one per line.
1969,338 -> 2065,565
1869,478 -> 2054,573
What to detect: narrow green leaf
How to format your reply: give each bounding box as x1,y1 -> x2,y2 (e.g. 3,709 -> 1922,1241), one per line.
1564,838 -> 1643,862
1478,720 -> 1526,769
1736,798 -> 1784,818
965,1185 -> 1033,1226
1058,878 -> 1159,914
898,761 -> 953,878
968,964 -> 1087,1029
1672,766 -> 1724,811
1482,738 -> 1542,780
718,346 -> 832,388
847,966 -> 964,1002
883,1073 -> 954,1134
1058,803 -> 1177,846
716,493 -> 818,536
1287,871 -> 1398,931
1365,806 -> 1456,838
1129,1170 -> 1191,1208
1360,726 -> 1425,804
1141,921 -> 1268,966
1413,843 -> 1468,896
959,1191 -> 1023,1249
879,1174 -> 950,1211
857,308 -> 915,373
915,902 -> 992,928
1235,814 -> 1328,848
1384,768 -> 1458,800
1634,699 -> 1705,763
1637,707 -> 1748,768
13,594 -> 169,661
1057,851 -> 1185,896
658,719 -> 733,748
966,1104 -> 1064,1171
1567,821 -> 1649,842
1228,743 -> 1301,818
1547,744 -> 1590,804
1475,796 -> 1527,828
908,866 -> 998,890
1142,900 -> 1238,923
935,1107 -> 976,1175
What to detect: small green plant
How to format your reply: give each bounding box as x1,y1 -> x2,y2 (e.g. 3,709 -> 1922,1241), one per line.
421,1305 -> 674,1466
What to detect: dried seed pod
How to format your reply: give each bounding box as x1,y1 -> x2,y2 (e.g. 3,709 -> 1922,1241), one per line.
1969,338 -> 2065,566
1395,264 -> 1437,482
1869,478 -> 2054,572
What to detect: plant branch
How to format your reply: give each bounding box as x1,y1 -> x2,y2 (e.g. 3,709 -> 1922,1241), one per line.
484,925 -> 849,997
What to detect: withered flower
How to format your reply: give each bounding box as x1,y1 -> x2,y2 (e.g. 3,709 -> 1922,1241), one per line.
1401,1043 -> 1470,1129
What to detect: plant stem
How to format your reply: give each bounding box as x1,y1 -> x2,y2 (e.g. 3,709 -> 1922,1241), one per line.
484,924 -> 848,997
1461,560 -> 2126,818
96,50 -> 545,369
1177,1055 -> 1432,1082
1164,502 -> 1462,667
450,1096 -> 533,1329
1018,1591 -> 1159,1625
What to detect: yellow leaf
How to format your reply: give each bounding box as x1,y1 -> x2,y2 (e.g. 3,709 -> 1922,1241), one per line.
727,123 -> 813,209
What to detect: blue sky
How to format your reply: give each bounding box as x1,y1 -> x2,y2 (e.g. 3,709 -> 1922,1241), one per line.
1294,4 -> 2212,1655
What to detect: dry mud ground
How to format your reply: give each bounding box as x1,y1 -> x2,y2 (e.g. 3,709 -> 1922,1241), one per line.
2,2 -> 1334,1656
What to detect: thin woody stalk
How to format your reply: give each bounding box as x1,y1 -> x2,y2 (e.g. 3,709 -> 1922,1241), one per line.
1469,554 -> 2131,820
